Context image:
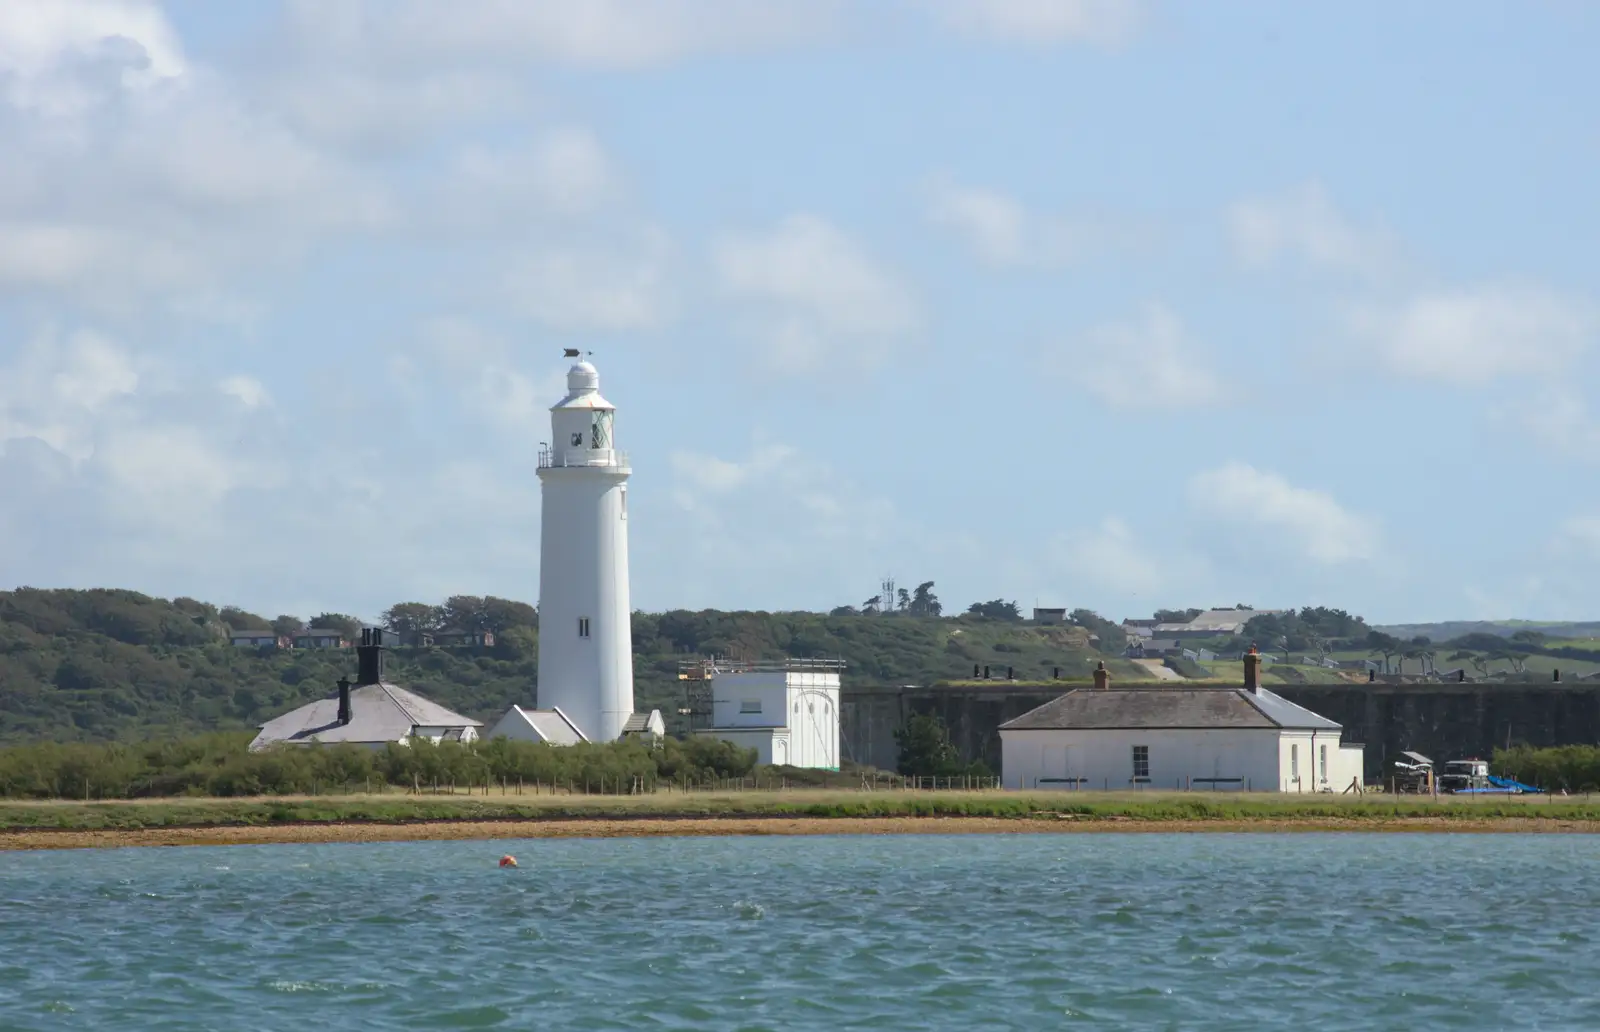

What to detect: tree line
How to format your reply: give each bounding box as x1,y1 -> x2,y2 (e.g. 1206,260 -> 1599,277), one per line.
0,733 -> 763,799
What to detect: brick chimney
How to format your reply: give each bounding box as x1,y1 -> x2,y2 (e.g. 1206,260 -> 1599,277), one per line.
1092,660 -> 1109,690
1244,646 -> 1261,693
356,627 -> 386,686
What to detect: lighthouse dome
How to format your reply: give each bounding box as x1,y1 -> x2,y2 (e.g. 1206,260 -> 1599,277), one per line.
567,361 -> 599,393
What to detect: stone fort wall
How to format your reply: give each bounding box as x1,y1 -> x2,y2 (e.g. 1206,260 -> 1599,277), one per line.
841,682 -> 1600,780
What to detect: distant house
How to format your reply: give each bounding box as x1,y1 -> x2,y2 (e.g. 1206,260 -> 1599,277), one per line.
1125,638 -> 1180,658
1121,619 -> 1156,639
486,705 -> 589,745
294,629 -> 351,649
1001,653 -> 1364,793
423,629 -> 496,648
1032,608 -> 1067,625
250,629 -> 480,751
1152,608 -> 1287,639
230,630 -> 290,649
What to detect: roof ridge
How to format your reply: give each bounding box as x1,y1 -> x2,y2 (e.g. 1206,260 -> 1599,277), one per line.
1234,687 -> 1283,728
377,682 -> 422,725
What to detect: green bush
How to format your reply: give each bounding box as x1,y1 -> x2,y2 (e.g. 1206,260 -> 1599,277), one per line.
0,733 -> 758,799
1494,745 -> 1600,792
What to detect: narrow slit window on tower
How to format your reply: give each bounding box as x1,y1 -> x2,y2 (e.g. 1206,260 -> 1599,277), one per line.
578,617 -> 590,638
620,487 -> 627,521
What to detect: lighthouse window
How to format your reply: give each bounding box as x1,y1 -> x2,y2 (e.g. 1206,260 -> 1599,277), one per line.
590,411 -> 613,449
578,618 -> 590,638
570,432 -> 584,447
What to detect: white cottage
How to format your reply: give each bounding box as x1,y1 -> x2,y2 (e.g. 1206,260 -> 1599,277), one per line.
1000,653 -> 1364,792
694,659 -> 844,769
249,629 -> 481,751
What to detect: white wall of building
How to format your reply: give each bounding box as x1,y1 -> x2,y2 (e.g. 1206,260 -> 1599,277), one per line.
536,362 -> 634,743
1002,728 -> 1285,791
703,670 -> 841,770
1003,726 -> 1361,792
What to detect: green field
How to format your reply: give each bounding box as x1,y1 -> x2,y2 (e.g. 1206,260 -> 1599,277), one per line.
3,790 -> 1598,832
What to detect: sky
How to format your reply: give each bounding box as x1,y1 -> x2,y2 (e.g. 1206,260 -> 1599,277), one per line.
1,0 -> 1598,625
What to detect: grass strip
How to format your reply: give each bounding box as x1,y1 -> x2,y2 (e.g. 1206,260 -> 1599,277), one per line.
5,792 -> 1600,832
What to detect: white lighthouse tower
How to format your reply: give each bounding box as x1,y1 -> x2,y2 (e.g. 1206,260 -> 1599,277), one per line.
535,352 -> 634,742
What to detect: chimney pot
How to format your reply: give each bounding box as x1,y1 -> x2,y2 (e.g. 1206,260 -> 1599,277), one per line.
337,677 -> 352,726
1092,661 -> 1109,690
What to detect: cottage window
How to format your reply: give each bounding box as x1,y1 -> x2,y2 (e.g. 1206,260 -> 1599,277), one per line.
740,699 -> 761,714
578,617 -> 590,638
1131,745 -> 1150,779
1319,744 -> 1328,782
1291,744 -> 1300,781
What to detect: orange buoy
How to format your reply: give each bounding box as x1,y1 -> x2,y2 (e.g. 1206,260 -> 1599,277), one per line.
499,855 -> 517,868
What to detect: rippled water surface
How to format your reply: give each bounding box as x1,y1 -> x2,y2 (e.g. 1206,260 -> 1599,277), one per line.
4,834 -> 1600,1029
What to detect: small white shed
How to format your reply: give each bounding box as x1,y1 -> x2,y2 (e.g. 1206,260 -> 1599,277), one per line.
1000,656 -> 1364,793
693,660 -> 844,769
485,705 -> 590,745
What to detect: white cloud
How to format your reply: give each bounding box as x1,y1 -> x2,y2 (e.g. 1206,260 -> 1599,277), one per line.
1187,463 -> 1378,565
670,444 -> 798,503
1347,284 -> 1597,385
1562,518 -> 1600,559
502,230 -> 675,332
219,376 -> 270,409
415,318 -> 567,435
1229,182 -> 1400,277
439,129 -> 619,228
714,215 -> 917,373
286,0 -> 838,70
933,0 -> 1143,46
925,180 -> 1148,267
1045,304 -> 1223,408
927,183 -> 1025,264
0,329 -> 137,461
1050,518 -> 1170,597
1503,387 -> 1600,460
0,0 -> 185,114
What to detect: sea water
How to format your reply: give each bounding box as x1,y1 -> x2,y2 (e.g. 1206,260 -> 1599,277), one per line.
3,833 -> 1600,1030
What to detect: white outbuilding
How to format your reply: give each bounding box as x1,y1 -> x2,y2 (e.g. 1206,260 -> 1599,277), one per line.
693,659 -> 845,769
485,705 -> 590,745
1000,652 -> 1364,793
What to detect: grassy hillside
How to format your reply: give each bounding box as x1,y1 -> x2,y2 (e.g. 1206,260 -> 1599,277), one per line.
0,588 -> 1112,743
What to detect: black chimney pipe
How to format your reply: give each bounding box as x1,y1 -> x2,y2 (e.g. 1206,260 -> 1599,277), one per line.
337,677 -> 352,726
356,627 -> 384,685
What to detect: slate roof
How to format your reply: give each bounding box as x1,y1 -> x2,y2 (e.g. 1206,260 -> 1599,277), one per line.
250,682 -> 481,750
1000,686 -> 1341,732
